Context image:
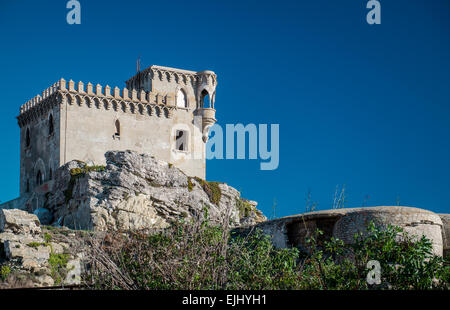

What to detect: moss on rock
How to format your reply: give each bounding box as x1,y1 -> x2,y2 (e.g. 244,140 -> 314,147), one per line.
236,197 -> 254,219
194,177 -> 222,205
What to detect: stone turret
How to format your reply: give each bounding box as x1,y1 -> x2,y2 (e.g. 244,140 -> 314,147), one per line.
125,65 -> 218,141
196,70 -> 217,142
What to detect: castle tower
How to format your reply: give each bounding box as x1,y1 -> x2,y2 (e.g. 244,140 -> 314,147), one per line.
16,65 -> 217,198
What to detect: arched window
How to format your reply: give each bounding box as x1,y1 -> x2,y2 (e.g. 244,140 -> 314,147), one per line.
36,170 -> 43,186
201,89 -> 210,108
175,130 -> 188,151
176,89 -> 187,108
48,114 -> 54,135
25,128 -> 31,147
26,179 -> 30,193
49,168 -> 53,180
115,120 -> 121,137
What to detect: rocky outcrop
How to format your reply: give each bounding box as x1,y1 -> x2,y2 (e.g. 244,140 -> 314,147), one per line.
254,206 -> 447,256
0,209 -> 84,288
0,209 -> 47,272
40,150 -> 265,231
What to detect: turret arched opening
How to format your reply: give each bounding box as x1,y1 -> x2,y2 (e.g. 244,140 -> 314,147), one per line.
201,89 -> 210,108
176,89 -> 187,108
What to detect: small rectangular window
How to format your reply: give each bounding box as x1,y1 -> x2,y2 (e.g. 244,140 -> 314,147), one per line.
176,130 -> 188,151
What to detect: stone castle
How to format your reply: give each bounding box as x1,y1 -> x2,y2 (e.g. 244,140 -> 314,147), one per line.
16,65 -> 217,199
0,64 -> 449,288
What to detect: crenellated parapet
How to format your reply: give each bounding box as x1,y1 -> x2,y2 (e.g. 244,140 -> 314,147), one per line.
17,81 -> 62,128
17,78 -> 187,127
126,65 -> 217,93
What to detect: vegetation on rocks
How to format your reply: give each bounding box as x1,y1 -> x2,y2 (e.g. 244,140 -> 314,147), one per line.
48,253 -> 70,285
0,266 -> 10,281
40,151 -> 265,231
64,165 -> 106,203
69,165 -> 106,176
187,178 -> 194,192
27,242 -> 46,248
194,177 -> 222,205
83,219 -> 449,290
235,197 -> 255,218
0,216 -> 86,288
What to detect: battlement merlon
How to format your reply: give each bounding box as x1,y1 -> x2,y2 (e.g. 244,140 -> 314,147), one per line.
17,65 -> 218,141
18,80 -> 217,136
125,65 -> 217,85
19,78 -> 181,115
19,65 -> 218,115
125,65 -> 218,108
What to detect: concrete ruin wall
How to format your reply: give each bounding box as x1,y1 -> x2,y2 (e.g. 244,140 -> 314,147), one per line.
440,214 -> 450,258
255,206 -> 448,257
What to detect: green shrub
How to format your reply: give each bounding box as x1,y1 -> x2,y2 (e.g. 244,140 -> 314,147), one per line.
48,253 -> 70,285
86,221 -> 300,290
27,242 -> 43,248
350,222 -> 449,289
44,232 -> 52,243
0,265 -> 11,281
194,177 -> 222,205
299,222 -> 449,289
235,197 -> 254,218
86,221 -> 449,290
70,165 -> 105,176
226,231 -> 300,289
187,178 -> 194,192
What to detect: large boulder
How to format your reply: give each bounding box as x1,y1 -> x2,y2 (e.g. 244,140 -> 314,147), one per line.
42,150 -> 265,231
0,209 -> 40,235
0,209 -> 85,288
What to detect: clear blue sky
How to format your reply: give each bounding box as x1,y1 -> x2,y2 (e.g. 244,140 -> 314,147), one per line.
0,0 -> 449,217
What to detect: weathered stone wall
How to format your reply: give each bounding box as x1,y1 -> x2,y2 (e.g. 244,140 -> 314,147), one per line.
61,96 -> 205,179
0,195 -> 30,211
255,207 -> 447,256
19,104 -> 61,196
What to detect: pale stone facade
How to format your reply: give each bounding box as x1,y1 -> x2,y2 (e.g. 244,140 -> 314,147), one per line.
16,65 -> 217,197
